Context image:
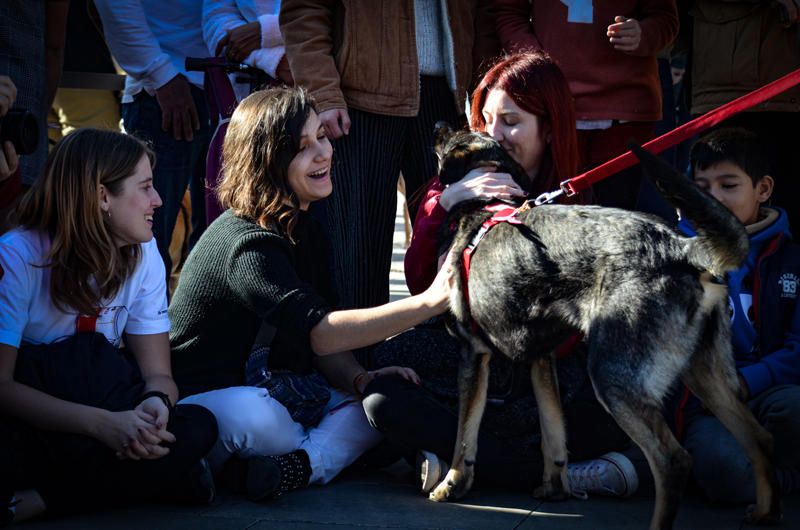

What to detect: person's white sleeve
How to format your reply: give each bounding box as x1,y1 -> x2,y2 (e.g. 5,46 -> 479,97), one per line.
93,0 -> 180,91
0,242 -> 34,348
202,0 -> 249,56
125,239 -> 170,335
247,47 -> 285,77
258,14 -> 282,48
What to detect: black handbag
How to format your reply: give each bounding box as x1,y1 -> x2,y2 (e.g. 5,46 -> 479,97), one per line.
245,324 -> 331,428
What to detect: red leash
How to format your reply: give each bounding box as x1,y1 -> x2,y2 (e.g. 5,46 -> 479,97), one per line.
533,67 -> 800,204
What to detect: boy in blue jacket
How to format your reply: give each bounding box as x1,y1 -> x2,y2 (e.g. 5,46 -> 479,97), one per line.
676,128 -> 800,503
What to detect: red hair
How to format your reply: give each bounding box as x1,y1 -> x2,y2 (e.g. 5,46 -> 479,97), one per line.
470,51 -> 585,204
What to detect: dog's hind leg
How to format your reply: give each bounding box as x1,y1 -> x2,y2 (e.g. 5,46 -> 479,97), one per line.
429,348 -> 491,503
530,353 -> 570,500
593,384 -> 691,530
681,314 -> 781,525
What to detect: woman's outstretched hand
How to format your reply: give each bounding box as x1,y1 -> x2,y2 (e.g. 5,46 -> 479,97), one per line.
438,167 -> 527,211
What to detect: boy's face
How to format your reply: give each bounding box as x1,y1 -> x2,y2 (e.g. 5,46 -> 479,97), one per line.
693,160 -> 773,225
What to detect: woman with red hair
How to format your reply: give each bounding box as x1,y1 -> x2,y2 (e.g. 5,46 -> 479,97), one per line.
364,51 -> 637,497
404,51 -> 584,295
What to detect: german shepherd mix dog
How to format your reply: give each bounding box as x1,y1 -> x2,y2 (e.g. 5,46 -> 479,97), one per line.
429,124 -> 781,530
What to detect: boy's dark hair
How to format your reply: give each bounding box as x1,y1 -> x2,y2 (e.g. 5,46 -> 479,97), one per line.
690,127 -> 773,185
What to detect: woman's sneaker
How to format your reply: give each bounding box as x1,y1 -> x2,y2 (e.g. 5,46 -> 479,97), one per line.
416,450 -> 449,494
246,449 -> 312,502
566,452 -> 639,498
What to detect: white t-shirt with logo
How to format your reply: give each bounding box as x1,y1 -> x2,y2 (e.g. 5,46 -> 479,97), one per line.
0,229 -> 169,348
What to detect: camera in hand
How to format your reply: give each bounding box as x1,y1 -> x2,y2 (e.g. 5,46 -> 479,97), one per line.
0,108 -> 39,155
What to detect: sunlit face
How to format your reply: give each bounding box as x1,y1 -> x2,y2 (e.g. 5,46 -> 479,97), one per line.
482,89 -> 550,180
693,160 -> 773,226
101,154 -> 162,246
287,111 -> 333,210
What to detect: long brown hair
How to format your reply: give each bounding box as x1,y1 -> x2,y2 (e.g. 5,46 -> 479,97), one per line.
16,129 -> 153,315
216,86 -> 315,238
470,51 -> 584,204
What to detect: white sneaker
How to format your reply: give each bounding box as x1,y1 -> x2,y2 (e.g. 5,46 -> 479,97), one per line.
566,452 -> 639,498
416,450 -> 449,494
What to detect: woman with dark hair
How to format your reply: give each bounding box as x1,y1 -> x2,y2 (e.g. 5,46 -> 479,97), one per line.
364,51 -> 636,498
0,129 -> 218,525
168,86 -> 452,502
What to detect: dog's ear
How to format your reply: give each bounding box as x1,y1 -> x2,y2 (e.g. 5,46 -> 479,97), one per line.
434,122 -> 455,160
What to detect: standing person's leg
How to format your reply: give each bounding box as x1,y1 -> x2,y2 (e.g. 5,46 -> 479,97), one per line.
121,86 -> 210,275
187,91 -> 211,249
401,76 -> 464,220
325,110 -> 406,312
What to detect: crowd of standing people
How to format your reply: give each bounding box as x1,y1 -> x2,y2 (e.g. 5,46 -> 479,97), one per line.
1,0 -> 799,525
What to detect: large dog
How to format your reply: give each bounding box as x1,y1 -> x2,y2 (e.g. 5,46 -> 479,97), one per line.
429,124 -> 781,530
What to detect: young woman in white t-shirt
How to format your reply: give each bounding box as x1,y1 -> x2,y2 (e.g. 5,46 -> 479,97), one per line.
0,129 -> 218,524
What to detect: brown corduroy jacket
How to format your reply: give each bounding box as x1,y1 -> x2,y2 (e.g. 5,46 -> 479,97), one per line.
279,0 -> 500,117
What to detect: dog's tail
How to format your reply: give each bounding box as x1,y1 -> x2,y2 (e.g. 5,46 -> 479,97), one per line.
631,145 -> 748,276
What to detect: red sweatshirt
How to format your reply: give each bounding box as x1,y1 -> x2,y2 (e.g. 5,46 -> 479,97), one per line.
494,0 -> 678,122
404,179 -> 448,295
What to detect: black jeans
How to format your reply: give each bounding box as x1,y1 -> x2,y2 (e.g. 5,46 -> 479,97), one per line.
0,404 -> 217,515
362,375 -> 629,491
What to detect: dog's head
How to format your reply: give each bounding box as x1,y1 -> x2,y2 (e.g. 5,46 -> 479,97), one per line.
434,122 -> 530,191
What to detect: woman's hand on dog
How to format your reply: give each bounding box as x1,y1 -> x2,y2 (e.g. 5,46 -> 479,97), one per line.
427,250 -> 457,313
439,167 -> 527,211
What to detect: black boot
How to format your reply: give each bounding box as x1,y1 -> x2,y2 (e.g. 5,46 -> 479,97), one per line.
246,450 -> 311,502
171,458 -> 216,505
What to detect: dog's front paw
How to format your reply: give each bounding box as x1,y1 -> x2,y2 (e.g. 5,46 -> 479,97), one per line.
429,468 -> 472,502
745,502 -> 782,526
533,474 -> 570,501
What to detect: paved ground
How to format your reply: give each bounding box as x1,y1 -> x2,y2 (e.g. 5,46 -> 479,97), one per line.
23,195 -> 799,529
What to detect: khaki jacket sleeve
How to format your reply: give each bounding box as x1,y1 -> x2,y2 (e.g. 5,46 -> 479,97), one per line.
279,0 -> 347,112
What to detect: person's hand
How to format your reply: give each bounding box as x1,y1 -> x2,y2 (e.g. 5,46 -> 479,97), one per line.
135,395 -> 171,431
275,55 -> 294,85
93,409 -> 173,461
438,167 -> 527,211
373,366 -> 421,386
215,21 -> 261,62
0,141 -> 18,182
607,16 -> 642,52
355,366 -> 422,393
425,249 -> 456,313
319,108 -> 351,139
155,75 -> 200,142
0,76 -> 17,116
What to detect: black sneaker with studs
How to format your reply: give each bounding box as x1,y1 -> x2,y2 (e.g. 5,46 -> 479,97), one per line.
246,449 -> 312,502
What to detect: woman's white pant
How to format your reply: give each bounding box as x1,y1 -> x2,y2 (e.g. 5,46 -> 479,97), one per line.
179,386 -> 381,484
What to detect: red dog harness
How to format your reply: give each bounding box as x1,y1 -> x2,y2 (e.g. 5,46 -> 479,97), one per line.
459,201 -> 580,358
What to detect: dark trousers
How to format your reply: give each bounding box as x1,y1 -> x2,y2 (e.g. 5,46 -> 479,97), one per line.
684,385 -> 800,503
1,404 -> 217,515
323,76 -> 463,312
122,86 -> 211,276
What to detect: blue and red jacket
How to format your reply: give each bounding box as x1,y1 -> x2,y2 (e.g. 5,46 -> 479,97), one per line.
672,207 -> 800,438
